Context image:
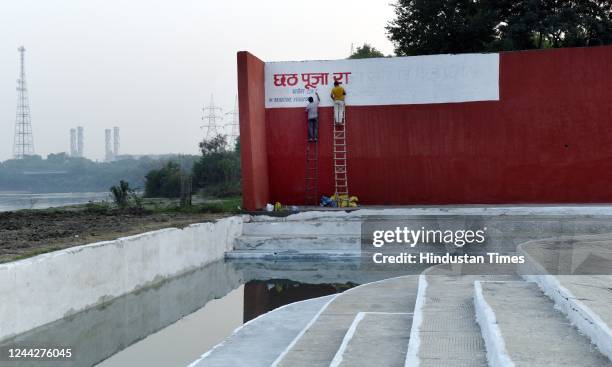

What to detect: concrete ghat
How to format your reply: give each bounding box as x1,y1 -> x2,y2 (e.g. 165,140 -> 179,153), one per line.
251,206 -> 612,222
189,295 -> 336,367
231,206 -> 612,260
0,216 -> 245,341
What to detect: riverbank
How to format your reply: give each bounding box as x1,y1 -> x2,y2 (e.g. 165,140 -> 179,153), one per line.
0,198 -> 241,263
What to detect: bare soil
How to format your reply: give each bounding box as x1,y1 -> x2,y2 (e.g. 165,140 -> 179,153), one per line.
0,209 -> 228,263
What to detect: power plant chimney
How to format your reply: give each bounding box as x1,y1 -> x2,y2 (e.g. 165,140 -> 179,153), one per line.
70,129 -> 77,157
77,126 -> 84,158
113,126 -> 120,158
105,129 -> 112,162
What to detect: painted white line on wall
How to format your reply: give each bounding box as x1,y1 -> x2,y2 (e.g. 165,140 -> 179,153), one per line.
473,281 -> 516,367
405,274 -> 427,367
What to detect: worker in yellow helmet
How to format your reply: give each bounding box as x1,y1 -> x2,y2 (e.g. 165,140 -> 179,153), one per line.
330,81 -> 346,125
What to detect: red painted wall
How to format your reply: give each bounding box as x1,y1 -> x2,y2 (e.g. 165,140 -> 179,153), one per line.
237,52 -> 270,210
239,46 -> 612,209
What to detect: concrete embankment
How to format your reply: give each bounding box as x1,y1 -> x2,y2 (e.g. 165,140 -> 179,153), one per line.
0,216 -> 245,341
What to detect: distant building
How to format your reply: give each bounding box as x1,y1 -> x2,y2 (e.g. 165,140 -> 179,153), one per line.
113,127 -> 120,157
105,129 -> 113,162
70,129 -> 77,157
77,126 -> 84,158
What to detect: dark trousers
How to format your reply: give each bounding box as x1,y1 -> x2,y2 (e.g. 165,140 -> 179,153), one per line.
308,118 -> 318,140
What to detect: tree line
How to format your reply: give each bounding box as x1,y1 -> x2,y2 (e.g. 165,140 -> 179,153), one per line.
144,135 -> 241,199
0,153 -> 194,193
351,1 -> 612,58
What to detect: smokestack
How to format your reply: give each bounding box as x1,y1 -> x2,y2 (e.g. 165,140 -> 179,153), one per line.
70,129 -> 77,157
113,126 -> 120,158
77,126 -> 84,158
105,129 -> 112,162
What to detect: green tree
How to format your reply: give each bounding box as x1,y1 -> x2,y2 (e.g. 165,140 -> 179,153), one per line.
199,134 -> 228,154
144,161 -> 182,198
494,0 -> 612,50
386,0 -> 612,55
387,0 -> 500,55
192,134 -> 241,197
110,180 -> 131,209
349,43 -> 386,59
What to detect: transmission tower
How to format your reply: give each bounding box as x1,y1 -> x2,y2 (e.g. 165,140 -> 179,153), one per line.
201,94 -> 223,140
13,46 -> 35,159
225,95 -> 239,149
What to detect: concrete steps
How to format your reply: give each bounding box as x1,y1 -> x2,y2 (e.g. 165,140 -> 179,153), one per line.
475,281 -> 612,366
229,217 -> 361,259
523,274 -> 612,362
330,312 -> 412,367
230,211 -> 612,260
406,275 -> 504,367
189,296 -> 335,367
233,235 -> 360,251
241,220 -> 360,237
272,275 -> 418,367
518,235 -> 612,361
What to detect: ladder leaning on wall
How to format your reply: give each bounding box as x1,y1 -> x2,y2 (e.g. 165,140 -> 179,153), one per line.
333,108 -> 349,206
305,140 -> 319,205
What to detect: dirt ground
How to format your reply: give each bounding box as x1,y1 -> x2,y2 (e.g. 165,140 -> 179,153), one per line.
0,209 -> 229,263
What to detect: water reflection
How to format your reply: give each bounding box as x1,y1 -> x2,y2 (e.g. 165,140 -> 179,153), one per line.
244,280 -> 356,323
0,259 -> 420,367
0,260 -> 242,367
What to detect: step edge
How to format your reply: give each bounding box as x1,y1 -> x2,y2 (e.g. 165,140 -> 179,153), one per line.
473,280 -> 516,367
404,274 -> 427,367
330,312 -> 413,367
519,242 -> 612,362
522,272 -> 612,362
270,294 -> 339,367
329,312 -> 367,367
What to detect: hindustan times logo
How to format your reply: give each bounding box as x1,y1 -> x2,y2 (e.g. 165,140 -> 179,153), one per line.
371,227 -> 487,248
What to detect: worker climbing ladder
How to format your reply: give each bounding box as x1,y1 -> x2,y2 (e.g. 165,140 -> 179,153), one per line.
304,141 -> 319,205
333,110 -> 349,206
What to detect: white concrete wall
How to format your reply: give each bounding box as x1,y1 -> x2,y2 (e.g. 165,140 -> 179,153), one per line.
0,216 -> 245,341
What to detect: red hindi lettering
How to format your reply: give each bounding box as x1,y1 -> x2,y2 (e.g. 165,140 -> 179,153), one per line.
333,72 -> 352,84
301,73 -> 329,89
273,74 -> 286,87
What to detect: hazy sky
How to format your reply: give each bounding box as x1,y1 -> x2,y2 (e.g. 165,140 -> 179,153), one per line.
0,0 -> 395,161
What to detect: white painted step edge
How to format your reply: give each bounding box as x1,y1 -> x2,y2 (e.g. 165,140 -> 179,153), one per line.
523,273 -> 612,362
404,274 -> 427,367
186,294 -> 336,367
329,312 -> 366,367
329,312 -> 412,367
271,275 -> 415,367
519,244 -> 612,362
269,294 -> 338,367
473,281 -> 516,367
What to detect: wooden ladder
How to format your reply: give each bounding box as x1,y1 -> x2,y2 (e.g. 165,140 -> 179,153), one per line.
333,112 -> 349,206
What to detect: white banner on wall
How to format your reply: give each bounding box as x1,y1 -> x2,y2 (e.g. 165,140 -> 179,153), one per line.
264,53 -> 499,108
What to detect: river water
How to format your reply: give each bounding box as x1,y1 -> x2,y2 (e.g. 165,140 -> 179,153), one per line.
0,192 -> 110,212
